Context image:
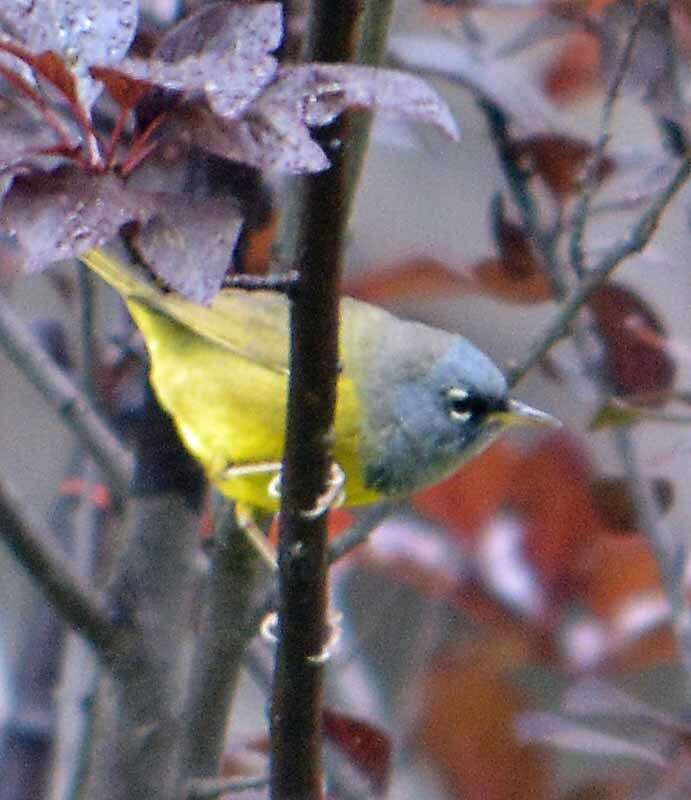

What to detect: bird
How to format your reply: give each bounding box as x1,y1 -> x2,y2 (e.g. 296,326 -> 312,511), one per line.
81,247 -> 558,513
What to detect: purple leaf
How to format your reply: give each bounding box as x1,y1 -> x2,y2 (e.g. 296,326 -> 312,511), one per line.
115,2 -> 282,120
0,166 -> 156,270
133,194 -> 244,304
178,62 -> 458,174
264,64 -> 460,140
178,107 -> 329,174
1,0 -> 138,109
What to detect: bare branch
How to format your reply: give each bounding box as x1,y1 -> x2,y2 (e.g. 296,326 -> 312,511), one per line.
270,2 -> 384,799
569,0 -> 647,275
0,292 -> 133,495
183,501 -> 267,780
0,472 -> 116,655
222,270 -> 300,293
509,156 -> 691,386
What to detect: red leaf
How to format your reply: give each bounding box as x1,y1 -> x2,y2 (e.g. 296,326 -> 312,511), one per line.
513,135 -> 615,198
323,709 -> 392,796
33,51 -> 79,103
90,65 -> 151,110
414,443 -> 520,540
589,282 -> 677,404
543,30 -> 602,104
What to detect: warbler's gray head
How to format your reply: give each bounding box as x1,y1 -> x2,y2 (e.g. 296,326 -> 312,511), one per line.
358,330 -> 557,497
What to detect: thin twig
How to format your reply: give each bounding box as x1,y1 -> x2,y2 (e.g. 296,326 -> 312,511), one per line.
569,0 -> 648,275
222,270 -> 300,293
48,461 -> 103,800
249,502 -> 395,638
187,774 -> 269,799
0,473 -> 116,655
328,503 -> 396,565
0,292 -> 133,496
509,156 -> 691,386
479,101 -> 565,297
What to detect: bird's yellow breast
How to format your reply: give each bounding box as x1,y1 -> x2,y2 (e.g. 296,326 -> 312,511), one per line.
128,298 -> 380,510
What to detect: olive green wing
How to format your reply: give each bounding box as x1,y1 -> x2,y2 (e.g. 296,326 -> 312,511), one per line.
81,248 -> 290,375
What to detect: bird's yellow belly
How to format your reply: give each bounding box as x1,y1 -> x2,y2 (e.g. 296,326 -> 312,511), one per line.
133,301 -> 380,511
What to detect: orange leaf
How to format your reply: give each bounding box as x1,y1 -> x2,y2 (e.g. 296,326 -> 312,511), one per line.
415,639 -> 548,800
504,433 -> 600,594
344,258 -> 472,305
467,257 -> 554,304
543,30 -> 602,104
577,533 -> 664,619
34,51 -> 79,103
414,442 -> 520,540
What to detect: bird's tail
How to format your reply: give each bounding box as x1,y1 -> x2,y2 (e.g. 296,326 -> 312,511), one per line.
80,248 -> 157,300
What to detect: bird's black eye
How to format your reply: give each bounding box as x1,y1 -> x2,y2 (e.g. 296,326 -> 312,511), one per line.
446,388 -> 475,422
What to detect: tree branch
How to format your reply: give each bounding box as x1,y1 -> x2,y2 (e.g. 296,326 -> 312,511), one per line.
0,472 -> 116,656
569,0 -> 647,276
183,500 -> 267,780
0,293 -> 133,495
270,2 -> 378,798
508,155 -> 691,386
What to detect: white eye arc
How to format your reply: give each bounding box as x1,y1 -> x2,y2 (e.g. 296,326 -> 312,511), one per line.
446,387 -> 474,422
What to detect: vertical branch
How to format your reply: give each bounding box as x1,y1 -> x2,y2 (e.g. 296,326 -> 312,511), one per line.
271,2 -> 380,799
183,501 -> 266,779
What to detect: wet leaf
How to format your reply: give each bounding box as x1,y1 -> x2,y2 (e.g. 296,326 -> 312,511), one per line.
0,166 -> 157,270
91,3 -> 281,121
179,105 -> 330,174
589,283 -> 677,403
133,194 -> 244,305
264,63 -> 459,140
1,0 -> 139,108
0,93 -> 68,173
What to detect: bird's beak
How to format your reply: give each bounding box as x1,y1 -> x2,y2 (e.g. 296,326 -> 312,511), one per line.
490,399 -> 561,429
